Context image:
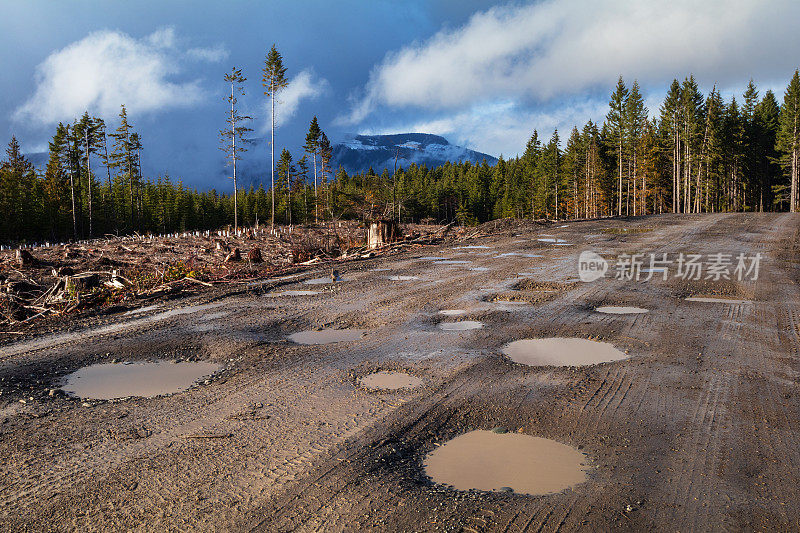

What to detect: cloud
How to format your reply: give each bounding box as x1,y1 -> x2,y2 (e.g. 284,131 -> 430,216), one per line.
342,0 -> 800,124
187,45 -> 229,63
363,98 -> 610,158
14,28 -> 223,125
263,70 -> 329,131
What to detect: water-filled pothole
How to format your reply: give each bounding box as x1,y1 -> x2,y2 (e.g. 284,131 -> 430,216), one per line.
685,296 -> 750,304
60,361 -> 221,400
304,277 -> 346,285
439,309 -> 467,316
433,260 -> 471,265
288,328 -> 365,344
424,430 -> 587,495
389,275 -> 420,281
502,338 -> 628,366
439,321 -> 483,331
359,371 -> 423,390
595,306 -> 648,314
266,290 -> 320,297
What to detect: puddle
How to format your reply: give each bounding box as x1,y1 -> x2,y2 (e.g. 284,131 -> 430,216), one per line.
493,300 -> 528,306
419,256 -> 444,261
433,260 -> 471,265
595,306 -> 648,314
359,371 -> 423,390
469,267 -> 490,272
304,277 -> 345,285
370,268 -> 391,272
439,321 -> 484,331
60,361 -> 221,400
288,328 -> 365,344
495,252 -> 543,258
266,290 -> 320,297
685,297 -> 750,304
424,430 -> 587,495
454,245 -> 490,249
439,309 -> 467,316
502,338 -> 628,366
537,238 -> 568,243
123,304 -> 160,316
150,303 -> 225,321
389,275 -> 420,281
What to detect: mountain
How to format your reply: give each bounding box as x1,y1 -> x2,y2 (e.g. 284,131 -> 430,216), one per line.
331,133 -> 497,175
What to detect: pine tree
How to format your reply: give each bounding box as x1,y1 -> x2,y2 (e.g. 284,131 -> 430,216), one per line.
607,77 -> 628,215
262,44 -> 289,228
304,117 -> 322,223
777,70 -> 800,212
220,67 -> 253,232
109,105 -> 136,229
625,80 -> 648,215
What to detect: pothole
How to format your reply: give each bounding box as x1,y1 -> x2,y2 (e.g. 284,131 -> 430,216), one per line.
454,245 -> 490,249
439,309 -> 467,316
304,276 -> 345,285
469,267 -> 490,272
389,275 -> 420,281
439,321 -> 484,331
288,328 -> 365,344
502,338 -> 628,366
60,361 -> 221,400
685,296 -> 750,304
595,306 -> 648,314
266,290 -> 320,297
424,430 -> 587,495
433,260 -> 472,265
359,371 -> 423,390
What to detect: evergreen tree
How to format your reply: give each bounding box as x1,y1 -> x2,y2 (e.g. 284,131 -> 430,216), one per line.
304,116 -> 322,222
777,70 -> 800,212
220,67 -> 253,232
262,44 -> 288,228
607,76 -> 628,215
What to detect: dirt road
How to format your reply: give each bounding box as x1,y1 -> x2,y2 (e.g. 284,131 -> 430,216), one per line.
1,213 -> 799,531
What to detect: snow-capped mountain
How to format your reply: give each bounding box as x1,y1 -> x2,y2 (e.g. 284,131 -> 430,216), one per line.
332,133 -> 497,174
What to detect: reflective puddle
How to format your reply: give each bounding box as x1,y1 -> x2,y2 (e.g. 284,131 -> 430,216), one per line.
424,430 -> 587,495
359,371 -> 423,390
389,275 -> 420,281
439,321 -> 484,331
304,277 -> 344,285
61,361 -> 221,400
685,296 -> 750,304
502,337 -> 628,366
433,260 -> 472,265
266,290 -> 320,297
595,306 -> 648,314
439,309 -> 467,316
288,328 -> 365,344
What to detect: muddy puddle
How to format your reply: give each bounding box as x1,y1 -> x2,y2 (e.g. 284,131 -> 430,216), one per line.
469,266 -> 490,272
424,430 -> 587,495
439,321 -> 484,331
389,275 -> 420,281
266,290 -> 320,297
288,328 -> 365,344
595,306 -> 648,314
502,337 -> 628,366
359,371 -> 423,390
538,238 -> 569,244
304,276 -> 345,285
439,309 -> 467,316
685,296 -> 750,304
60,361 -> 221,400
454,245 -> 490,249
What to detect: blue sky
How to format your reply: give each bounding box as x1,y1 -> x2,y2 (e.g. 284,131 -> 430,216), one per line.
2,0 -> 800,190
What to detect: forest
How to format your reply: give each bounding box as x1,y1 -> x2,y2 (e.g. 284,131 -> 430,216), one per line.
1,67 -> 799,245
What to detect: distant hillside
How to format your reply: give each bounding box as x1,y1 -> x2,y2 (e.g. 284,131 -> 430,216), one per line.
331,133 -> 497,174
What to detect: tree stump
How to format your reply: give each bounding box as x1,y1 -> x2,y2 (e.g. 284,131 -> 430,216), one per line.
367,220 -> 402,249
65,273 -> 100,293
16,249 -> 38,267
248,247 -> 263,263
224,248 -> 241,262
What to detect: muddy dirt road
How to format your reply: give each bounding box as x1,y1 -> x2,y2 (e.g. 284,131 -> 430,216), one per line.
2,213 -> 799,531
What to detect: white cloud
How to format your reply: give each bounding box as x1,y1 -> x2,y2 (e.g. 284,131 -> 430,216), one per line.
187,45 -> 229,63
364,98 -> 610,158
14,28 -> 223,125
342,0 -> 800,124
263,70 -> 329,131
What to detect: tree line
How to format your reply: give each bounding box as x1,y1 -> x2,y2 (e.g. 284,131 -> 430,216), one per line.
1,64 -> 799,244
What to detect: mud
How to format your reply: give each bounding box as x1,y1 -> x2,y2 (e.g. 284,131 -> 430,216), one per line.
502,338 -> 628,366
423,430 -> 587,495
595,305 -> 649,314
2,213 -> 799,532
288,329 -> 365,344
438,321 -> 484,331
60,361 -> 221,400
359,371 -> 424,390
